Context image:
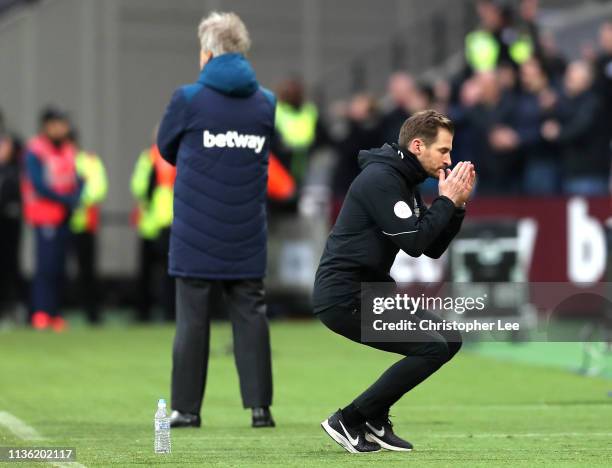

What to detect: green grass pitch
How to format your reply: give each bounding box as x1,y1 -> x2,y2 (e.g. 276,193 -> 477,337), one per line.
0,321 -> 611,467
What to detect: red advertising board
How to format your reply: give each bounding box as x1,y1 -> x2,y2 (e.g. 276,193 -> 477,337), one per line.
393,196 -> 612,285
466,196 -> 611,282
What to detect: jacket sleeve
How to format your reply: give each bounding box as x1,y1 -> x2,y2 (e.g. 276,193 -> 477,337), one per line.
157,88 -> 187,166
556,95 -> 598,144
422,207 -> 466,258
355,172 -> 457,258
78,154 -> 108,206
26,152 -> 81,207
130,151 -> 153,202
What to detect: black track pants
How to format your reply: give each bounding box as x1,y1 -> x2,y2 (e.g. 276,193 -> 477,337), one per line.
318,306 -> 462,419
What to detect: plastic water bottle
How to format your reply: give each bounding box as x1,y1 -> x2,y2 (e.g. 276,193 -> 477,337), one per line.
154,398 -> 171,454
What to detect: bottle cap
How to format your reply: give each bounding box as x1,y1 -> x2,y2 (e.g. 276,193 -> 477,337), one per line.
158,398 -> 166,407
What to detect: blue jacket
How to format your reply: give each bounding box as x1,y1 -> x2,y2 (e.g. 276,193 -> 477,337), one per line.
157,53 -> 276,279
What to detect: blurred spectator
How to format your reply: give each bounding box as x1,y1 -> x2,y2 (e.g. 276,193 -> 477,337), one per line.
67,130 -> 108,325
23,108 -> 81,331
595,21 -> 612,110
331,93 -> 381,218
412,82 -> 435,113
410,83 -> 441,195
130,128 -> 176,322
432,79 -> 452,114
594,21 -> 612,175
541,60 -> 607,195
516,57 -> 560,194
447,76 -> 483,167
465,72 -> 521,194
379,72 -> 416,145
264,127 -> 297,214
464,0 -> 537,74
0,130 -> 23,318
275,77 -> 328,186
496,62 -> 520,95
580,41 -> 598,64
538,30 -> 567,81
267,152 -> 296,203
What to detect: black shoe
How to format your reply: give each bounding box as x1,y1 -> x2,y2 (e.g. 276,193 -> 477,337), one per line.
169,410 -> 201,428
252,407 -> 275,428
321,410 -> 381,453
364,415 -> 413,451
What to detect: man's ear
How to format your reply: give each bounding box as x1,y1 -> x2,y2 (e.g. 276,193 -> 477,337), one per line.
199,50 -> 213,70
409,138 -> 424,155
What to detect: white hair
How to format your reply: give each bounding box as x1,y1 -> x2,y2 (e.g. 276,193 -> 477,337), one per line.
197,11 -> 251,56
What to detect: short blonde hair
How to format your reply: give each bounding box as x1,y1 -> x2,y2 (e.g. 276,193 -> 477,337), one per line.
197,11 -> 251,56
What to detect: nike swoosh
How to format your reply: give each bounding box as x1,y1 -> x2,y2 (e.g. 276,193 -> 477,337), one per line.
366,422 -> 385,437
382,230 -> 418,236
339,420 -> 360,446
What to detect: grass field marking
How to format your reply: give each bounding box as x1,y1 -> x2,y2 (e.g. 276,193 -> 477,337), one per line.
0,411 -> 86,468
280,403 -> 612,410
430,432 -> 612,439
49,463 -> 87,468
149,432 -> 612,441
50,463 -> 87,468
0,411 -> 45,441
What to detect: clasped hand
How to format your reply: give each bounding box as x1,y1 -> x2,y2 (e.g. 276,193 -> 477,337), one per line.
438,161 -> 476,207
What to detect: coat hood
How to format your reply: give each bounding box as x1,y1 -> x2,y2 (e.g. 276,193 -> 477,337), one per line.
198,53 -> 259,97
357,143 -> 429,185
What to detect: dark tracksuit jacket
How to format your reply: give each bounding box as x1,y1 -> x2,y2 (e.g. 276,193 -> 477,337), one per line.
313,143 -> 465,314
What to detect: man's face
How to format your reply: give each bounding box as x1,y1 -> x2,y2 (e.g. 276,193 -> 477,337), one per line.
477,2 -> 504,31
388,73 -> 415,108
413,128 -> 453,178
0,135 -> 13,165
600,23 -> 612,53
477,72 -> 500,105
520,60 -> 546,93
280,80 -> 304,108
564,62 -> 592,97
43,119 -> 70,143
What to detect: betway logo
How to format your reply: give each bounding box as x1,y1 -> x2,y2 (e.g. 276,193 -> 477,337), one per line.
203,130 -> 266,154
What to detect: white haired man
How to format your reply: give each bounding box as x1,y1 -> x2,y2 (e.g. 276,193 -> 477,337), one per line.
158,11 -> 276,428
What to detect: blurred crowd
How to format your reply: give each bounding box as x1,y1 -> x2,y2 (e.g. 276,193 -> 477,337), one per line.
0,109 -> 176,328
1,0 -> 611,326
271,1 -> 612,206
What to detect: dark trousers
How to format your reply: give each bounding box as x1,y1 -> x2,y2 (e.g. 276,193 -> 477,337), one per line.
69,231 -> 100,323
31,223 -> 69,317
318,306 -> 462,419
171,277 -> 273,414
0,217 -> 23,307
136,228 -> 175,322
